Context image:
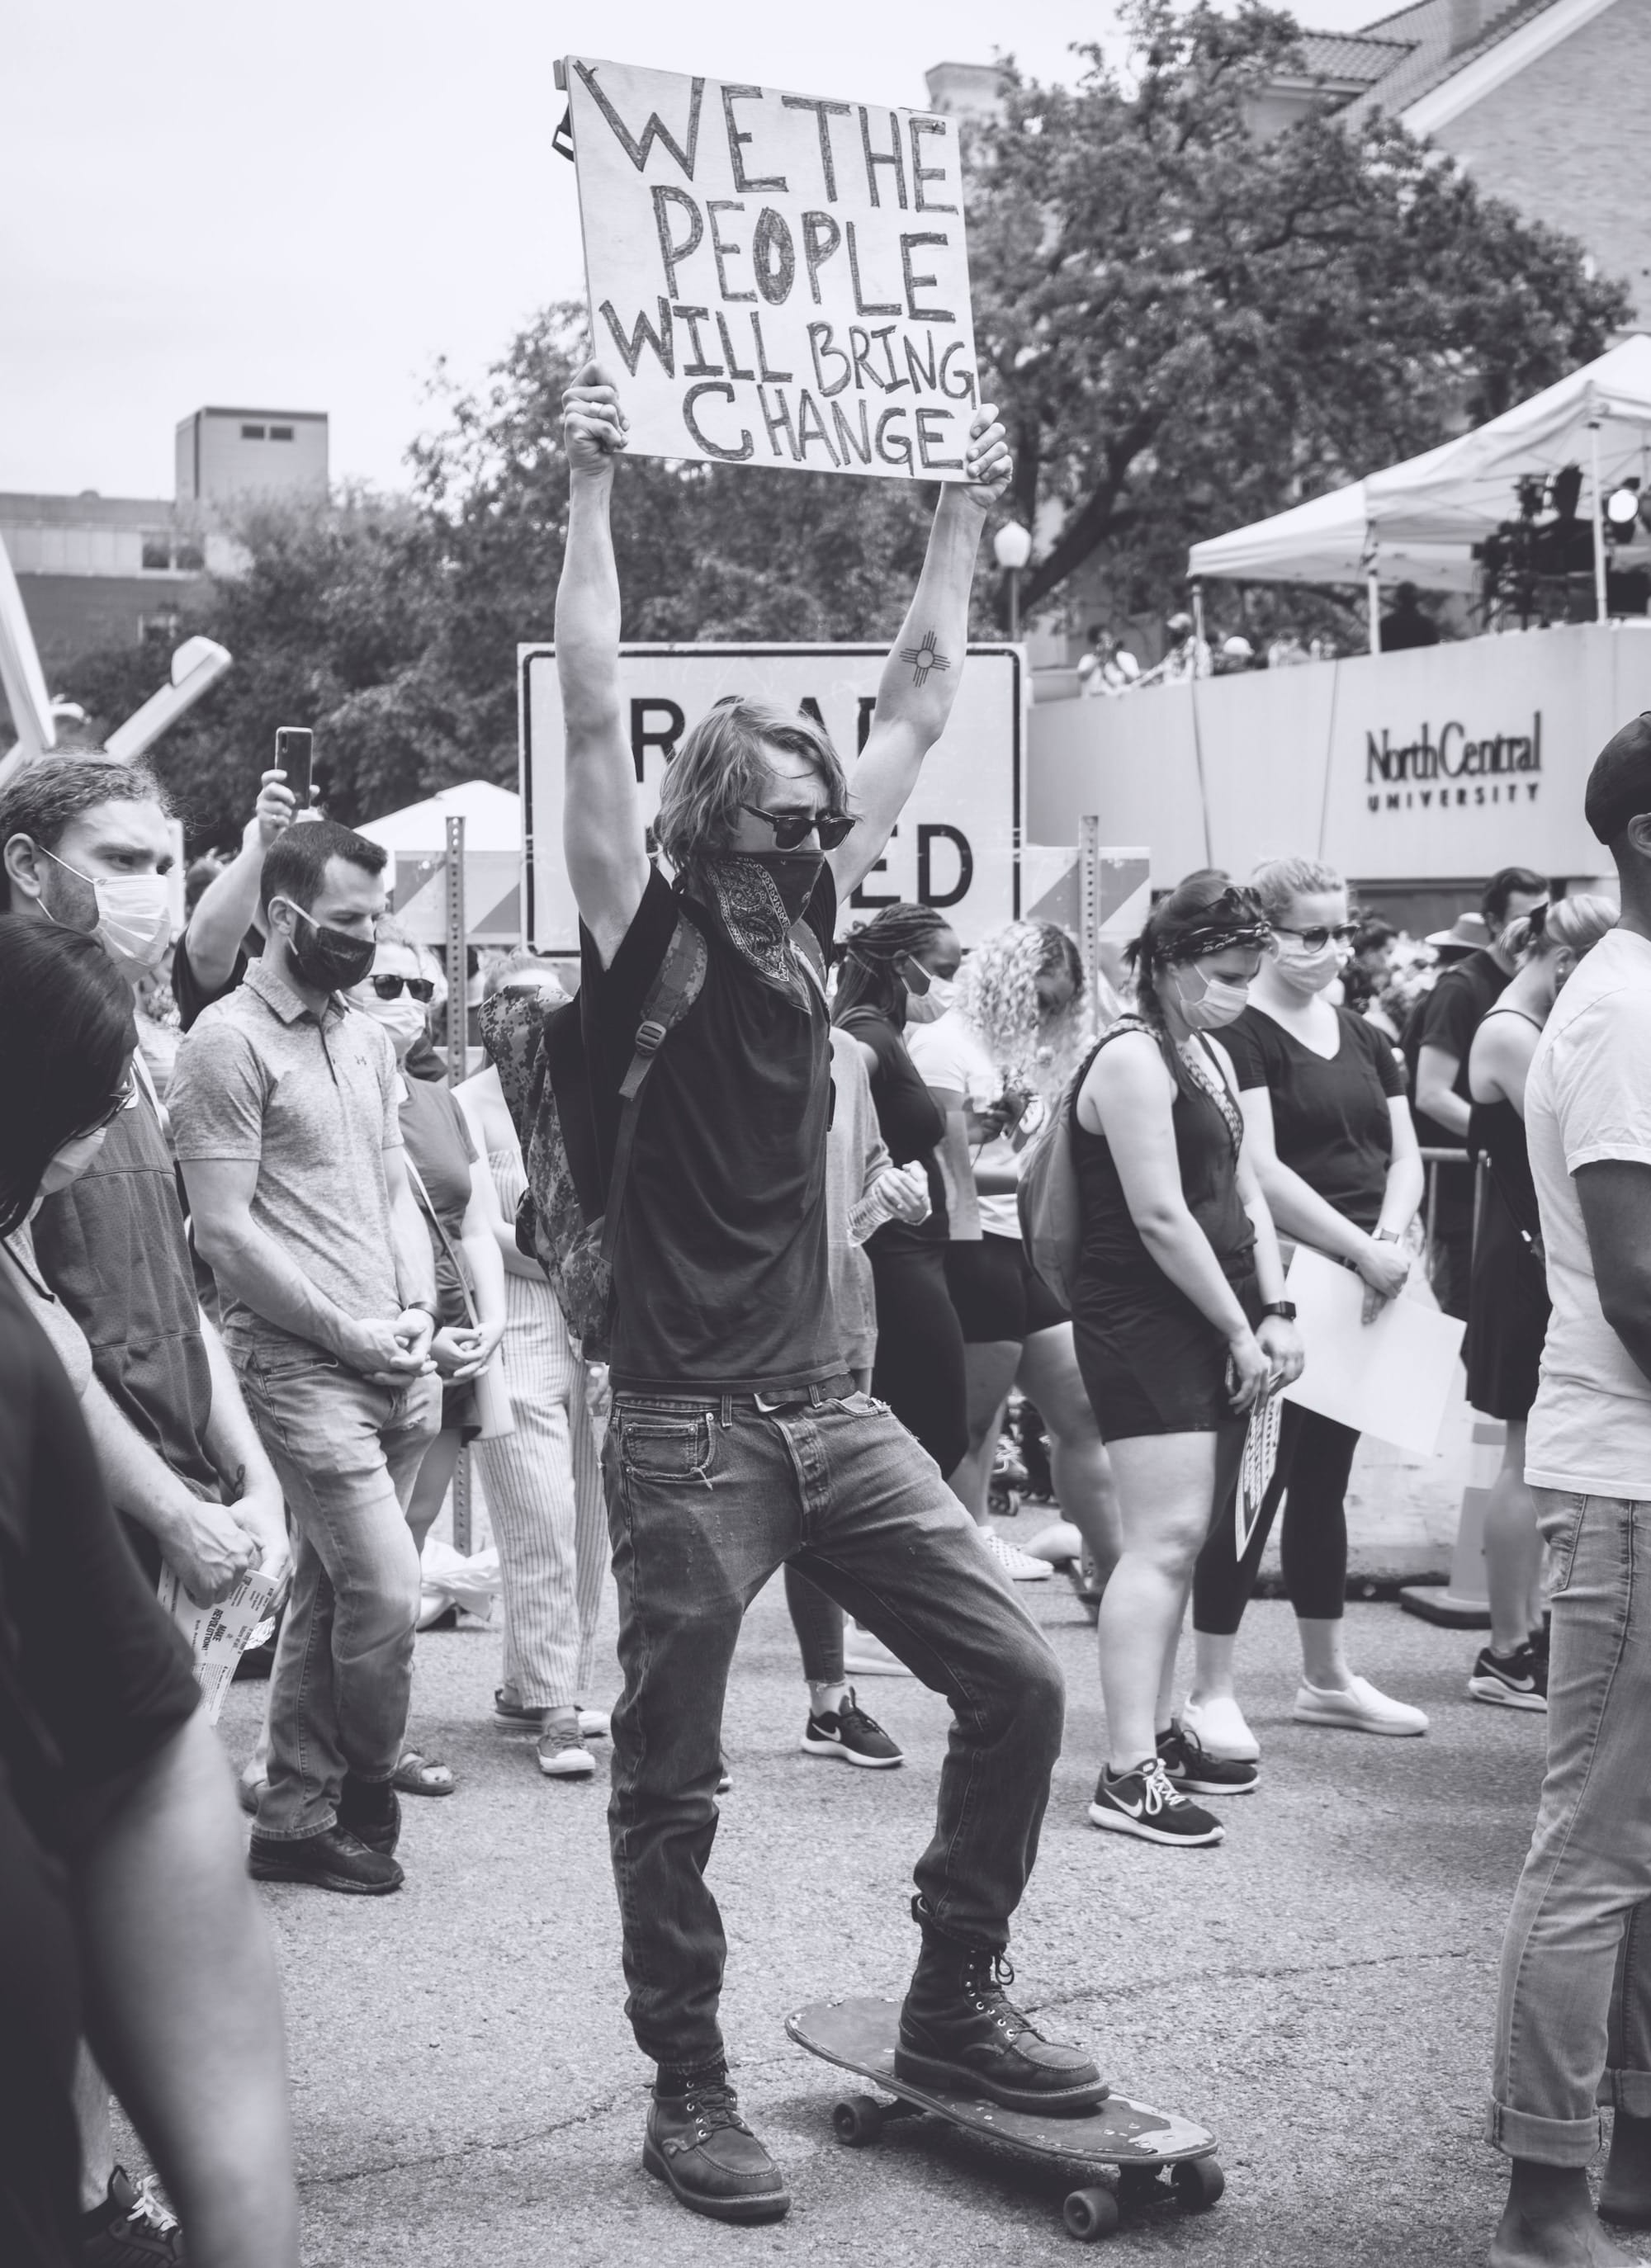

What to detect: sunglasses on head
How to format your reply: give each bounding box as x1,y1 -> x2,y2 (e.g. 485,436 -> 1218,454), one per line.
371,974 -> 436,1002
739,803 -> 858,852
1274,922 -> 1356,952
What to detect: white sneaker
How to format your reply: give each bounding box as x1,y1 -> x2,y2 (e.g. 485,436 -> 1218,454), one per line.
1027,1519 -> 1084,1566
1293,1675 -> 1428,1737
537,1724 -> 597,1778
981,1528 -> 1053,1581
578,1708 -> 611,1741
1179,1691 -> 1261,1765
842,1622 -> 915,1677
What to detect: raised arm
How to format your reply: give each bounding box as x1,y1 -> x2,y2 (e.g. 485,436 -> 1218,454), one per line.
831,409 -> 1010,900
557,362 -> 650,966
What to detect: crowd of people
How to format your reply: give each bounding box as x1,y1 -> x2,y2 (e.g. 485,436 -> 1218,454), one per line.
7,356 -> 1651,2268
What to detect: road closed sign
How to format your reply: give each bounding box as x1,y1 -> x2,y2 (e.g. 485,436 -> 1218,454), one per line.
561,56 -> 978,483
519,644 -> 1024,954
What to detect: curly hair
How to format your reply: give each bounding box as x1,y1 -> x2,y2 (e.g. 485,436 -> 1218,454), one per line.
832,902 -> 952,1026
654,697 -> 849,871
953,920 -> 1090,1099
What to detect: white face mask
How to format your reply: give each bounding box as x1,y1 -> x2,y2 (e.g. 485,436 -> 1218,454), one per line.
1171,966 -> 1251,1031
356,990 -> 428,1055
905,973 -> 956,1025
41,850 -> 173,971
1273,938 -> 1343,994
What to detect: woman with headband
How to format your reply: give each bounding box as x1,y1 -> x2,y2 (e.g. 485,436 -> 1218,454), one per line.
1071,872 -> 1303,1846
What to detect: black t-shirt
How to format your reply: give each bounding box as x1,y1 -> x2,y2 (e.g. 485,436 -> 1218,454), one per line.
836,1007 -> 948,1248
580,866 -> 844,1394
1403,949 -> 1510,1151
1224,1004 -> 1405,1231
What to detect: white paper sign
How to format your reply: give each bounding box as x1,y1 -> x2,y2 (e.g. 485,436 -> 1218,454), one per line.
565,55 -> 978,481
158,1567 -> 281,1727
1280,1246 -> 1465,1457
518,642 -> 1025,954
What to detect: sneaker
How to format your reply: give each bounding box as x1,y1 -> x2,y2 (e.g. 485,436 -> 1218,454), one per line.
643,2079 -> 790,2223
980,1529 -> 1053,1582
896,1932 -> 1107,2114
537,1718 -> 597,1779
579,1708 -> 612,1741
842,1621 -> 915,1678
81,2166 -> 182,2266
1157,1720 -> 1259,1796
801,1688 -> 903,1769
1469,1642 -> 1549,1712
1178,1690 -> 1261,1765
248,1822 -> 403,1894
717,1754 -> 732,1795
1294,1675 -> 1428,1736
1087,1758 -> 1223,1846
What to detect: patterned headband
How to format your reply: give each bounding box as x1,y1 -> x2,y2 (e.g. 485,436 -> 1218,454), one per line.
1163,917 -> 1273,963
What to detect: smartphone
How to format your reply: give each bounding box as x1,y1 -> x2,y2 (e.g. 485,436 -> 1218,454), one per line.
273,726 -> 313,809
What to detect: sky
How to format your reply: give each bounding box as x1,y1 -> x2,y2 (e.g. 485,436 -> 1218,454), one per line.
2,0 -> 1392,502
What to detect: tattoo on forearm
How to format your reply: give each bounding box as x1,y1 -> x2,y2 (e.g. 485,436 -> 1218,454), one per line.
900,630 -> 951,689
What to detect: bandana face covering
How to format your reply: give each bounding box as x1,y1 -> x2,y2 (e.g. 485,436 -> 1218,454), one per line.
695,853 -> 822,1006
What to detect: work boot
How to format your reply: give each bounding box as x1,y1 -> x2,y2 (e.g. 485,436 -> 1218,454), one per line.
337,1771 -> 400,1855
896,1902 -> 1107,2113
642,2072 -> 790,2223
248,1822 -> 403,1894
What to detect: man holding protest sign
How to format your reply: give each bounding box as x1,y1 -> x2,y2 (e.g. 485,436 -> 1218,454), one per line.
555,361 -> 1102,2225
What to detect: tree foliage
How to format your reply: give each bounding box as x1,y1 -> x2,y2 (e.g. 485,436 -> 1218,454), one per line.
53,0 -> 1632,842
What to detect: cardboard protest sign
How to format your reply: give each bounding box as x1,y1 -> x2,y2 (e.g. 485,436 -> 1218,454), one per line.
562,56 -> 978,483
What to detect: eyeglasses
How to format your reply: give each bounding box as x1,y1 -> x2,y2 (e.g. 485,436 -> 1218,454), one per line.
77,1078 -> 135,1136
738,804 -> 858,852
1273,923 -> 1356,952
370,974 -> 436,1002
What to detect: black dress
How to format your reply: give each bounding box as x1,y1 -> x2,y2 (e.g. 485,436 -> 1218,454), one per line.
1465,1013 -> 1549,1421
1072,1018 -> 1259,1440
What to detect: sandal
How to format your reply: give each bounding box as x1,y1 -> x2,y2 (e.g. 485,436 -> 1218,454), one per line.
392,1749 -> 457,1797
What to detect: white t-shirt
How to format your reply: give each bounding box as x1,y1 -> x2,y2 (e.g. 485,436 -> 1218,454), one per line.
905,1010 -> 1020,1239
1526,926 -> 1651,1498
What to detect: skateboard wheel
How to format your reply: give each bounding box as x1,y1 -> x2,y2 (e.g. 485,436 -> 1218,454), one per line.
1171,2157 -> 1225,2211
832,2094 -> 885,2148
1063,2186 -> 1119,2242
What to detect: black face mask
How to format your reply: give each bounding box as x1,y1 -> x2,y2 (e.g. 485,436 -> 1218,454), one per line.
281,901 -> 376,992
743,850 -> 824,922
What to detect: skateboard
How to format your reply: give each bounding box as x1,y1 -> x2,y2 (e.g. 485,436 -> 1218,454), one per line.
787,1996 -> 1223,2243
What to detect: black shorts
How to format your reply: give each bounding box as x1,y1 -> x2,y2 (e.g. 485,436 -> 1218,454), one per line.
1074,1272 -> 1261,1440
945,1233 -> 1069,1346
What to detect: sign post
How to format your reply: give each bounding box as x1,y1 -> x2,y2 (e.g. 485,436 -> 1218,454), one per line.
560,55 -> 978,484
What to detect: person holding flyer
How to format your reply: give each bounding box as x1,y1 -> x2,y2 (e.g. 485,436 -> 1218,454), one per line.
1186,857 -> 1428,1762
552,360 -> 1102,2226
1071,873 -> 1303,1848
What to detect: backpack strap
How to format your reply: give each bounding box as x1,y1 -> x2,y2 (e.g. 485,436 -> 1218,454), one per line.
598,910 -> 709,1264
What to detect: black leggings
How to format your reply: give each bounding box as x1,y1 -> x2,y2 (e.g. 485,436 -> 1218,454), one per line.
1193,1402 -> 1356,1635
784,1565 -> 844,1685
868,1240 -> 969,1478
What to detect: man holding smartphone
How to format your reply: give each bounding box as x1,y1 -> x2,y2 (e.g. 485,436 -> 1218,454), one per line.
173,737 -> 320,1031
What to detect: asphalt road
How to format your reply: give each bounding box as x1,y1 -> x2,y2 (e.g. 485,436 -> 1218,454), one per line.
192,1518 -> 1562,2268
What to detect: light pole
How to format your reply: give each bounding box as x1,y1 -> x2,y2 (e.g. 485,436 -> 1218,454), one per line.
993,520 -> 1032,641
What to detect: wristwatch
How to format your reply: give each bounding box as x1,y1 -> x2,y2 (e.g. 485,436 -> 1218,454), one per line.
1260,1300 -> 1297,1322
1373,1228 -> 1401,1244
403,1298 -> 441,1321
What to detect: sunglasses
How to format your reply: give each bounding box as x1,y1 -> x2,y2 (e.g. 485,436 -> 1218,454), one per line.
78,1077 -> 135,1137
1273,923 -> 1356,952
739,804 -> 858,852
371,974 -> 436,1002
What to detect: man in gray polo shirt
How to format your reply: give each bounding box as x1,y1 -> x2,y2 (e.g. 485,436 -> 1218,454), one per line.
172,819 -> 441,1897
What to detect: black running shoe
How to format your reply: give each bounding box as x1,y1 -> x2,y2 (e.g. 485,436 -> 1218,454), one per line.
81,2167 -> 183,2266
802,1688 -> 903,1768
1468,1642 -> 1548,1712
1088,1758 -> 1223,1845
1157,1720 -> 1259,1796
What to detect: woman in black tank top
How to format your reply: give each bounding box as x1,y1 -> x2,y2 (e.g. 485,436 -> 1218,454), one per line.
1464,893 -> 1617,1707
1074,877 -> 1303,1848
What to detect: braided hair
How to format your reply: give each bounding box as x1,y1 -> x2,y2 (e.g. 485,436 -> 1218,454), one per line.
832,902 -> 953,1028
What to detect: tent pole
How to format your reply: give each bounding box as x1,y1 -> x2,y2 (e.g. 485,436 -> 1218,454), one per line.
1367,569 -> 1381,656
1591,417 -> 1609,624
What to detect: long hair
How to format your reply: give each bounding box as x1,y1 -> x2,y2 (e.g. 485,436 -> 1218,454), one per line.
953,919 -> 1090,1099
0,919 -> 137,1236
1127,873 -> 1270,1034
654,697 -> 849,871
832,903 -> 951,1028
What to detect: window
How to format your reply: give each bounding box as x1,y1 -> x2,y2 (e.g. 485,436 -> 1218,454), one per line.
174,541 -> 205,572
269,425 -> 294,442
140,533 -> 172,570
241,423 -> 266,440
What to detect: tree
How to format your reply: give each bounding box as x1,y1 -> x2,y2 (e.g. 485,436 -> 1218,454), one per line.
969,0 -> 1632,619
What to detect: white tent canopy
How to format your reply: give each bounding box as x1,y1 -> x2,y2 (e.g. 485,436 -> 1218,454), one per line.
356,777 -> 520,855
357,779 -> 523,944
1188,333 -> 1651,593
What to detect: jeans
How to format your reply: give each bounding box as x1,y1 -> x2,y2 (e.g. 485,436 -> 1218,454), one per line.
1488,1490 -> 1651,2162
235,1344 -> 439,1839
603,1382 -> 1065,2067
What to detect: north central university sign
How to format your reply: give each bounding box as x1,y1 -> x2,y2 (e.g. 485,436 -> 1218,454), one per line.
562,56 -> 978,481
1364,713 -> 1542,811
